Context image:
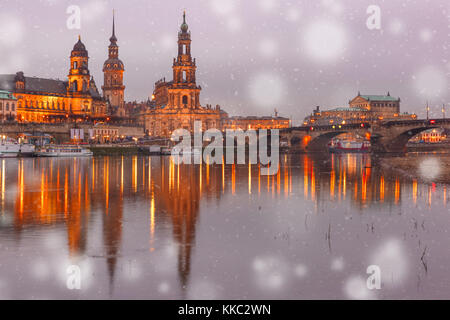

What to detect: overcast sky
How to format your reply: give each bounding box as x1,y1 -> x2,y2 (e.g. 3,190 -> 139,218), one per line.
0,0 -> 449,123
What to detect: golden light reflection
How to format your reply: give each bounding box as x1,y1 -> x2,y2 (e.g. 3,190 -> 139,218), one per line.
64,168 -> 68,216
148,157 -> 151,193
231,163 -> 235,195
19,160 -> 24,217
105,157 -> 110,210
121,156 -> 124,196
248,162 -> 251,195
284,161 -> 288,198
132,156 -> 137,193
3,154 -> 449,292
304,156 -> 309,199
206,155 -> 210,186
444,187 -> 447,206
258,164 -> 261,196
330,169 -> 335,200
394,178 -> 400,204
361,171 -> 367,204
150,185 -> 155,252
222,156 -> 225,193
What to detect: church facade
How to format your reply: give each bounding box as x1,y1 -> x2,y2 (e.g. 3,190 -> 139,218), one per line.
143,13 -> 289,137
143,12 -> 225,137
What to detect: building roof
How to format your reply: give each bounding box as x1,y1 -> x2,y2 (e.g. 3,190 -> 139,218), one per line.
0,90 -> 17,100
0,74 -> 68,95
228,116 -> 289,121
359,94 -> 399,102
71,36 -> 88,57
180,11 -> 189,33
326,106 -> 367,112
0,73 -> 103,100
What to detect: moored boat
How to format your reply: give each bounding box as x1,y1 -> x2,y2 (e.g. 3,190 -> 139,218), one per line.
0,141 -> 35,157
35,145 -> 93,157
328,139 -> 370,153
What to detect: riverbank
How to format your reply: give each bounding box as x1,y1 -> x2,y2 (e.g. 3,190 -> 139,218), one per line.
89,145 -> 141,156
377,152 -> 450,184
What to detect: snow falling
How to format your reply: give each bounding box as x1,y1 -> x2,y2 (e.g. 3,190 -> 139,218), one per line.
0,0 -> 449,301
0,0 -> 446,120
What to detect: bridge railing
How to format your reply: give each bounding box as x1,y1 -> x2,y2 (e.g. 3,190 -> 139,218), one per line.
282,122 -> 370,132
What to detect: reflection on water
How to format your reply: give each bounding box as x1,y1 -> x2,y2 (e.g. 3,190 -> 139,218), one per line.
0,154 -> 449,299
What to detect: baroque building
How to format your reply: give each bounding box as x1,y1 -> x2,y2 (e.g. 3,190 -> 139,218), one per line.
143,12 -> 224,137
0,36 -> 107,122
142,12 -> 290,137
304,92 -> 417,126
102,13 -> 126,117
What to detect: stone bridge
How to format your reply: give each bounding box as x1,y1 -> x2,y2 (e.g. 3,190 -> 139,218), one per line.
281,119 -> 450,153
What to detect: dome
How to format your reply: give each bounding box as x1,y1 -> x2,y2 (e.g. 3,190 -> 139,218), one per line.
180,11 -> 188,33
180,22 -> 188,33
109,34 -> 118,44
71,36 -> 88,57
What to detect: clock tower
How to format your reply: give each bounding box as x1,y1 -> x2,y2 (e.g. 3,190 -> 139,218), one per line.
102,12 -> 125,115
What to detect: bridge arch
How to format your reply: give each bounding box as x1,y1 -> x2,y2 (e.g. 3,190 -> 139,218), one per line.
371,126 -> 439,153
306,131 -> 349,153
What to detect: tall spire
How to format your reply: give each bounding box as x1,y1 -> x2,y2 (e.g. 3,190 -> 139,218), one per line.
180,10 -> 189,33
110,9 -> 117,44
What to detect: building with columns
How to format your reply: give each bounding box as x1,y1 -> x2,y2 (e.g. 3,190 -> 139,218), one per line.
102,12 -> 126,117
303,92 -> 417,126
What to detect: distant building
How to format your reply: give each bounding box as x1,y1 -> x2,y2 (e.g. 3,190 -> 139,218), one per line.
304,93 -> 416,125
0,90 -> 17,121
410,128 -> 448,143
222,116 -> 290,130
349,92 -> 400,114
92,124 -> 119,143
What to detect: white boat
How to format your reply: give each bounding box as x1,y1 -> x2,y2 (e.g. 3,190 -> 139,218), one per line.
0,142 -> 35,157
328,139 -> 370,153
35,145 -> 93,157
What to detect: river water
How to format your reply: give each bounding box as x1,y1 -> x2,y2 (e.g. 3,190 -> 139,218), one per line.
0,154 -> 449,299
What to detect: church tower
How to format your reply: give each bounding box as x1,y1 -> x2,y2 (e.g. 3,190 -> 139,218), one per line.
167,11 -> 201,109
102,11 -> 125,115
68,35 -> 93,115
68,35 -> 91,94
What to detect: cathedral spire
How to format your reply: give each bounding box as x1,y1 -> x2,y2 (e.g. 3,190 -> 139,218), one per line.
180,10 -> 189,33
110,10 -> 117,44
